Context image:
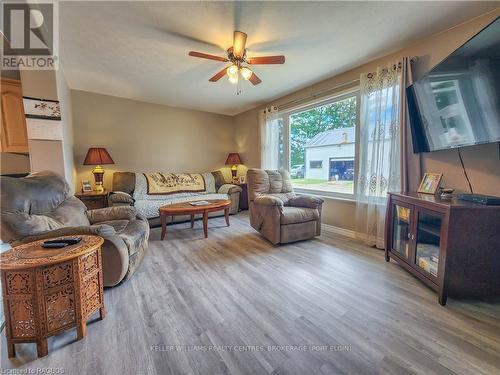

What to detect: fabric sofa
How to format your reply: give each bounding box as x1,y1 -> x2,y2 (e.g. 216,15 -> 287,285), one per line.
247,169 -> 324,244
0,171 -> 149,287
109,171 -> 242,227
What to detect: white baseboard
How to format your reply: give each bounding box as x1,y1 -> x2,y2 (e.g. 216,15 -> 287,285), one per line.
321,224 -> 386,248
321,223 -> 356,239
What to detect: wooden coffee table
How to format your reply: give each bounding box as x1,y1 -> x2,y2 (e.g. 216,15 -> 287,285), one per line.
159,199 -> 231,240
0,235 -> 105,358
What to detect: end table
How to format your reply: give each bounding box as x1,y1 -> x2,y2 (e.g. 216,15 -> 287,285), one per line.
237,183 -> 248,211
75,191 -> 109,210
0,235 -> 105,358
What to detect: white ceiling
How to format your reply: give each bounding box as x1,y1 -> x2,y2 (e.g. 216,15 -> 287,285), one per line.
60,1 -> 498,116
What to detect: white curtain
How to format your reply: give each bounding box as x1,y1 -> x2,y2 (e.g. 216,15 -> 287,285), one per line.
260,106 -> 284,170
355,61 -> 403,248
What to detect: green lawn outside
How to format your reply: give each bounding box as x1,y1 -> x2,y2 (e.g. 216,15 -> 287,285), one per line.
290,178 -> 327,185
291,179 -> 354,194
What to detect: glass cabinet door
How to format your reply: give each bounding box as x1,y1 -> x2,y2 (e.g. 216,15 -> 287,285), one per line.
414,210 -> 443,278
391,204 -> 412,259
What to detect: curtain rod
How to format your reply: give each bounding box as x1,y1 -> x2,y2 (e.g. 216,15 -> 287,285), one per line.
275,56 -> 418,112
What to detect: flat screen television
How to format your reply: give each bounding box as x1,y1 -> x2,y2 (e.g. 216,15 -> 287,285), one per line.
407,17 -> 500,153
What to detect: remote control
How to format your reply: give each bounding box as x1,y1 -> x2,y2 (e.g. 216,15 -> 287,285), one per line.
63,237 -> 82,245
42,243 -> 68,248
44,237 -> 82,245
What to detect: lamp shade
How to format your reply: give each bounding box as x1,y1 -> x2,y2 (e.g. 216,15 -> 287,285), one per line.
83,148 -> 114,165
225,153 -> 242,166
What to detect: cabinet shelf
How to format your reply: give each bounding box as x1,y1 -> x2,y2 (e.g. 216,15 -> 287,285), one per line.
419,223 -> 441,237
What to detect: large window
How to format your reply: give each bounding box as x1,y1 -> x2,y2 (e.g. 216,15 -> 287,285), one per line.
283,92 -> 359,197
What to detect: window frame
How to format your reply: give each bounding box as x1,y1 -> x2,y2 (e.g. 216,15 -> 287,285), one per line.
309,160 -> 323,169
282,88 -> 361,200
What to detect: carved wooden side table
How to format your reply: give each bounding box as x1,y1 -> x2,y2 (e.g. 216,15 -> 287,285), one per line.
0,235 -> 105,358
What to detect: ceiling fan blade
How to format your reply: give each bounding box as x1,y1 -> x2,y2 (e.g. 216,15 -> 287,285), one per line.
249,72 -> 262,85
233,31 -> 247,58
209,67 -> 229,82
247,55 -> 285,65
189,51 -> 228,62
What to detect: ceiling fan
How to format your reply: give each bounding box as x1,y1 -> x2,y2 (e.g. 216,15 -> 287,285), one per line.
188,31 -> 285,86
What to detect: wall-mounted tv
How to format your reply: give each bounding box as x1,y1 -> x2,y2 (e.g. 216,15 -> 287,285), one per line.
407,17 -> 500,153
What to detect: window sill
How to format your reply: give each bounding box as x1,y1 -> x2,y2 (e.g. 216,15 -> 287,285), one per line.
294,188 -> 356,203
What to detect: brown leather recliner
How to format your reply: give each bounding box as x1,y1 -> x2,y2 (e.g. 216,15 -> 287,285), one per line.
0,171 -> 149,287
247,169 -> 324,244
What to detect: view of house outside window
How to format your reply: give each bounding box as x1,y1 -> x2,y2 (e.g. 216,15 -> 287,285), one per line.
289,95 -> 358,195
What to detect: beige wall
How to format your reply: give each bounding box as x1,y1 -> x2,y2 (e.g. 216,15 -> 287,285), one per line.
234,10 -> 500,231
56,66 -> 76,192
72,90 -> 235,191
19,69 -> 77,191
20,70 -> 58,101
28,140 -> 65,177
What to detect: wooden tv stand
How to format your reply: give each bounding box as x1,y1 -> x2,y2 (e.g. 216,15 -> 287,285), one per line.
385,192 -> 500,305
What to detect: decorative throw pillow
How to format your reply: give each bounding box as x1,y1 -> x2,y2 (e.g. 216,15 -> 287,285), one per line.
202,172 -> 216,193
211,170 -> 226,191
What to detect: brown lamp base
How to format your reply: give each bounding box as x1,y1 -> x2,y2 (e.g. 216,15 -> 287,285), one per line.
231,165 -> 238,184
92,165 -> 105,192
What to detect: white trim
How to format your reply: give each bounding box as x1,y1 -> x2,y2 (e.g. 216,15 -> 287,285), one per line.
321,225 -> 385,247
284,87 -> 360,115
295,188 -> 355,201
321,223 -> 356,240
283,90 -> 360,201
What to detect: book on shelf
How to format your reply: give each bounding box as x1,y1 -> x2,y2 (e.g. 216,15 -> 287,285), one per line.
396,206 -> 410,222
417,243 -> 440,258
418,257 -> 438,277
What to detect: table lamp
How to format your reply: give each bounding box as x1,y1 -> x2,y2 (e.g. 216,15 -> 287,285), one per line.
83,147 -> 114,193
225,153 -> 242,184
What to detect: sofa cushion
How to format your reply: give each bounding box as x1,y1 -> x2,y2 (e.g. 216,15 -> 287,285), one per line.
1,171 -> 69,214
218,184 -> 242,195
280,206 -> 319,225
87,206 -> 136,224
203,173 -> 216,193
46,196 -> 91,227
109,191 -> 135,205
267,170 -> 283,193
247,169 -> 271,201
279,170 -> 293,193
1,173 -> 90,242
268,192 -> 296,206
112,172 -> 136,195
133,172 -> 216,200
95,218 -> 147,257
211,170 -> 226,191
247,169 -> 294,202
118,219 -> 149,257
134,193 -> 230,219
97,219 -> 129,233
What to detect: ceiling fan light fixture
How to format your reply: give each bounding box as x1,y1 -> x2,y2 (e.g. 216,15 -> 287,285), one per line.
240,67 -> 253,81
189,30 -> 284,87
228,74 -> 239,85
227,64 -> 239,77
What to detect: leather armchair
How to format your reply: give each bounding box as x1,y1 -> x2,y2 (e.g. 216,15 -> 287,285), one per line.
0,171 -> 149,287
247,169 -> 323,244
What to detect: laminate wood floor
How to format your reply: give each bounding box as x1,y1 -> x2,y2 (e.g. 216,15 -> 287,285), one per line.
1,213 -> 499,375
